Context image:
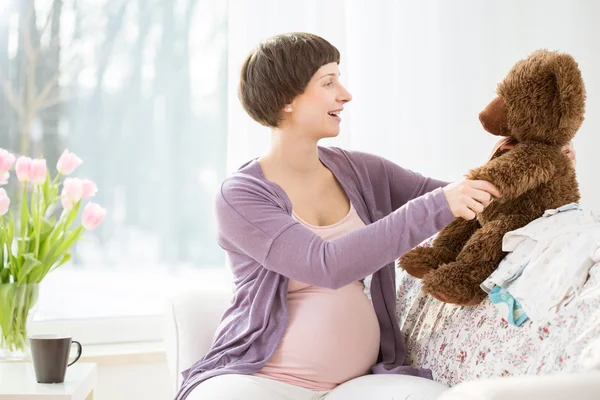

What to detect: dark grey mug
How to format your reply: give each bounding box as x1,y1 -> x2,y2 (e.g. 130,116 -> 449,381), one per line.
29,335 -> 82,384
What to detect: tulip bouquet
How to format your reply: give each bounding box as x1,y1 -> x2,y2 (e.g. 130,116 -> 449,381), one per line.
0,148 -> 106,356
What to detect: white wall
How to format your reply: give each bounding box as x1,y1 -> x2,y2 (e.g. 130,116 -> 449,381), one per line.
227,0 -> 600,211
344,0 -> 600,211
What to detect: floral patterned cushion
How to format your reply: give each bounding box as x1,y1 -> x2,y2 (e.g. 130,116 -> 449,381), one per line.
396,237 -> 600,386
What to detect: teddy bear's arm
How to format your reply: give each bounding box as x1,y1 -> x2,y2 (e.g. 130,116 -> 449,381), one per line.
468,142 -> 560,200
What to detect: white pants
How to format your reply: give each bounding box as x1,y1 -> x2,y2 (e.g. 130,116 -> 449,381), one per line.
186,373 -> 448,400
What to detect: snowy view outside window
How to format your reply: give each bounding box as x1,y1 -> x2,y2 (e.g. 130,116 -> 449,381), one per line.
0,0 -> 230,321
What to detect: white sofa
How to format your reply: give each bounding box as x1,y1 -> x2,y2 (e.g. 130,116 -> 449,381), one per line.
164,275 -> 600,400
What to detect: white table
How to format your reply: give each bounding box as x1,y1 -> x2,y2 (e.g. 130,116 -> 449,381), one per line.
0,363 -> 96,400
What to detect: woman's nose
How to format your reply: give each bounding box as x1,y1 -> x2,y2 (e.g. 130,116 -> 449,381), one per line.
339,86 -> 352,103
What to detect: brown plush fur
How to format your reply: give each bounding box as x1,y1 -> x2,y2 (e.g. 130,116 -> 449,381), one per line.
399,49 -> 586,306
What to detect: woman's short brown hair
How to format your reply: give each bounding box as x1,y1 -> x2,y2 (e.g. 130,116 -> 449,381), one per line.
238,32 -> 340,127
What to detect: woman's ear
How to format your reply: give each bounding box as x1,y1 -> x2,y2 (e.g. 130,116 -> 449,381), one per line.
285,98 -> 297,113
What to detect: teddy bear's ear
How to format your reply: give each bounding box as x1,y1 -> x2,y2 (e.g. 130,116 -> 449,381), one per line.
553,53 -> 587,137
497,49 -> 586,145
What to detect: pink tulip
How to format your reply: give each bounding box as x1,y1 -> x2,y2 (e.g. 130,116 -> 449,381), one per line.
56,150 -> 82,175
0,149 -> 15,173
60,178 -> 83,208
0,188 -> 9,216
30,159 -> 47,185
0,172 -> 8,186
15,156 -> 32,182
81,203 -> 106,230
81,179 -> 97,198
60,191 -> 74,209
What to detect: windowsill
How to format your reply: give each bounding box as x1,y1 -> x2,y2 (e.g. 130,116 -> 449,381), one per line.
78,341 -> 167,366
6,341 -> 167,366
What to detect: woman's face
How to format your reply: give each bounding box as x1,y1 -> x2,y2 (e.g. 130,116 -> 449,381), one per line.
283,62 -> 352,139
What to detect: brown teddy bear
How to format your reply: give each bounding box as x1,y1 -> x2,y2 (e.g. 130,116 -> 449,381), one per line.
399,49 -> 586,306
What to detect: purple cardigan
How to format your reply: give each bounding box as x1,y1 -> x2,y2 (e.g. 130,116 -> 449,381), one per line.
175,146 -> 453,399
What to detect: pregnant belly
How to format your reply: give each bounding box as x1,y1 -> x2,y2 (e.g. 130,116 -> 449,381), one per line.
256,281 -> 381,390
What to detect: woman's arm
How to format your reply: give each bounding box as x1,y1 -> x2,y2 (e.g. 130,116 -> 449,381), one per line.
344,150 -> 449,211
215,176 -> 454,290
381,157 -> 449,208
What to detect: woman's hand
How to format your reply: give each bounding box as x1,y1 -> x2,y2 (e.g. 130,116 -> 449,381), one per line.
443,180 -> 502,220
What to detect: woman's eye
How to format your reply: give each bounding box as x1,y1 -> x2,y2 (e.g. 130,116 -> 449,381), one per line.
325,81 -> 334,87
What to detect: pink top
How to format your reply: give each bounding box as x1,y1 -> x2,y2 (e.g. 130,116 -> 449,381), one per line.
255,203 -> 381,390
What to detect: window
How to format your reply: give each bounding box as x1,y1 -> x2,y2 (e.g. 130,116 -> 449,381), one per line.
1,0 -> 230,343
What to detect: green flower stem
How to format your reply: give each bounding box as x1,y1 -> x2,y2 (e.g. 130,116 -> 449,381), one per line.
13,285 -> 25,346
51,173 -> 61,188
2,218 -> 13,279
18,184 -> 28,259
0,217 -> 4,269
43,173 -> 60,217
34,186 -> 41,259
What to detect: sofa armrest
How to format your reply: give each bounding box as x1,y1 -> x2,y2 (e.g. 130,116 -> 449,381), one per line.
163,288 -> 232,391
437,371 -> 600,400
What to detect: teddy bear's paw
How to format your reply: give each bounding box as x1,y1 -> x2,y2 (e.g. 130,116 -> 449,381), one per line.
398,247 -> 437,278
421,262 -> 488,306
398,246 -> 456,279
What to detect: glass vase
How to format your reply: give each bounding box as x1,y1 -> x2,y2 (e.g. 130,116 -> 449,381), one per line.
0,283 -> 39,361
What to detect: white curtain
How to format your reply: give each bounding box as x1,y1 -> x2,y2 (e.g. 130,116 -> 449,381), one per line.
227,0 -> 600,209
